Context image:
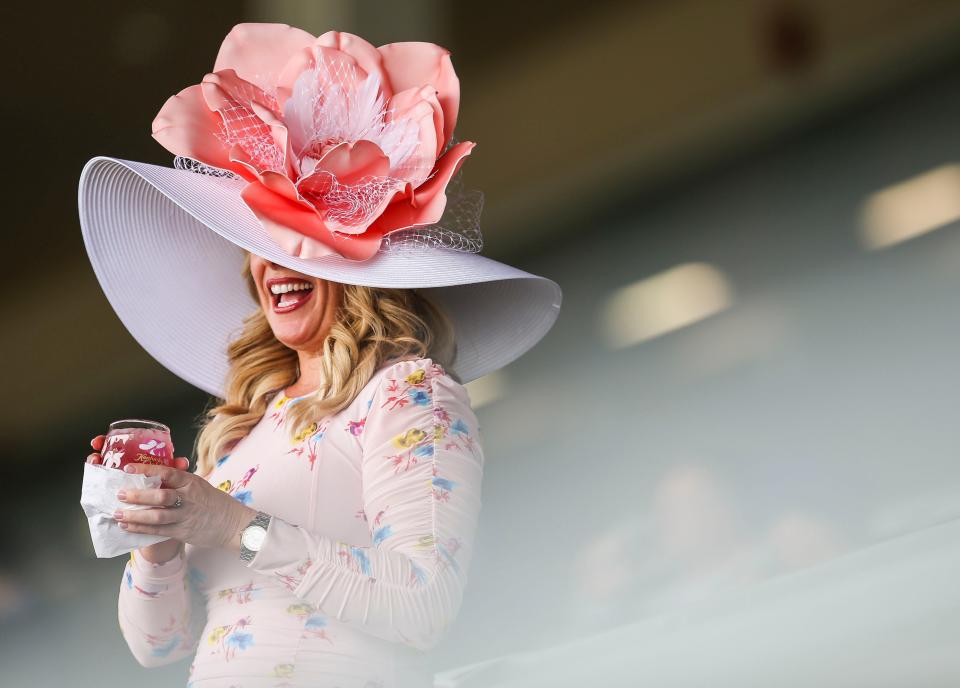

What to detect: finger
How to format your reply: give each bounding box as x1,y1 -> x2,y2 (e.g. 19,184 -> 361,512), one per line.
86,452 -> 103,465
119,521 -> 174,536
116,507 -> 181,526
90,435 -> 105,451
119,488 -> 181,507
123,463 -> 190,488
174,456 -> 190,471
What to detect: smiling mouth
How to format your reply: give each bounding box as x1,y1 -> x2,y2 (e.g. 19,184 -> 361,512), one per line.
267,278 -> 315,314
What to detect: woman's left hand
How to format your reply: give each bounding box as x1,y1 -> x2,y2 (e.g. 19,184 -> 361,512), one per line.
115,464 -> 257,551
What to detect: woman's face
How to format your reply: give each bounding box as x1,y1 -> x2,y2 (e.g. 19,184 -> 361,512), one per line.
248,254 -> 344,351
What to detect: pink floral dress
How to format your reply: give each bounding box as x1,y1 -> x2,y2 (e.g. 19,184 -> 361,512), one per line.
116,357 -> 484,687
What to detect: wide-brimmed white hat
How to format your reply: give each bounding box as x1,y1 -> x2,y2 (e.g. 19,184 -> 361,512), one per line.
78,155 -> 561,396
77,24 -> 561,397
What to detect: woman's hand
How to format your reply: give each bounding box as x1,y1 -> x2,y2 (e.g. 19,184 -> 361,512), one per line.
115,464 -> 257,552
87,435 -> 190,564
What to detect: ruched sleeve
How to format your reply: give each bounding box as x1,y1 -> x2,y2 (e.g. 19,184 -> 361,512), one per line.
117,547 -> 205,667
243,357 -> 485,650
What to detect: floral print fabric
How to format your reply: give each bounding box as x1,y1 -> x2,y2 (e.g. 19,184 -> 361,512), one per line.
116,357 -> 484,687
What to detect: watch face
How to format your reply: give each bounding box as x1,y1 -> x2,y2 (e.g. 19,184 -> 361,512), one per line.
241,524 -> 267,552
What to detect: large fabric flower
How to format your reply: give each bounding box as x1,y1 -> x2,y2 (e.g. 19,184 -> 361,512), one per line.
152,23 -> 475,261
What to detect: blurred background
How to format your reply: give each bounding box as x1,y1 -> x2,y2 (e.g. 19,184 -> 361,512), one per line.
4,0 -> 960,685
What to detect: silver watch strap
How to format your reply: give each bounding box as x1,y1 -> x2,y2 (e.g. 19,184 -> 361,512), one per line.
239,511 -> 272,563
249,511 -> 271,530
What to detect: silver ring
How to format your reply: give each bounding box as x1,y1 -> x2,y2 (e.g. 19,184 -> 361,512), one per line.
173,494 -> 183,508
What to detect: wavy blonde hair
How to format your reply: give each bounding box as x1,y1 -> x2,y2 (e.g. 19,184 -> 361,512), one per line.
193,252 -> 458,477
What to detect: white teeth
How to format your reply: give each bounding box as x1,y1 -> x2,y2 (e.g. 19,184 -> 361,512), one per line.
270,281 -> 314,295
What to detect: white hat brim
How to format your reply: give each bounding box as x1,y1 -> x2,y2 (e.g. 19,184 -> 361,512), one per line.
78,156 -> 562,395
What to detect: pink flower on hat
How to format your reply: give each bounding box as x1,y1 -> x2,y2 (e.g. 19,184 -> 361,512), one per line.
151,23 -> 475,261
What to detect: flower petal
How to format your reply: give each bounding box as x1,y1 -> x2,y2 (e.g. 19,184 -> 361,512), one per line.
201,70 -> 281,118
385,85 -> 443,183
411,140 -> 474,208
298,141 -> 403,235
314,31 -> 390,99
201,70 -> 287,174
312,140 -> 391,185
256,169 -> 300,202
369,141 -> 475,233
241,182 -> 386,261
151,84 -> 253,179
226,144 -> 263,180
247,100 -> 297,179
276,45 -> 367,110
214,23 -> 316,92
377,42 -> 460,150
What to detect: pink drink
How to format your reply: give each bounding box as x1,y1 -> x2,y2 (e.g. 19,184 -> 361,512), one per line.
101,419 -> 175,470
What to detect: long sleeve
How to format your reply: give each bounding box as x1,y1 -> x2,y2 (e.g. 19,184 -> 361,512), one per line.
244,357 -> 485,651
117,547 -> 204,667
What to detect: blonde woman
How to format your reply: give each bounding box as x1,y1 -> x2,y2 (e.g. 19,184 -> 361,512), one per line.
78,23 -> 560,687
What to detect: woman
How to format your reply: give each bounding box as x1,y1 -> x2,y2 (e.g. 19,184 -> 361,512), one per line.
77,23 -> 561,687
88,252 -> 483,686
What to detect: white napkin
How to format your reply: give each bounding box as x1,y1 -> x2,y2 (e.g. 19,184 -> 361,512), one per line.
80,462 -> 171,558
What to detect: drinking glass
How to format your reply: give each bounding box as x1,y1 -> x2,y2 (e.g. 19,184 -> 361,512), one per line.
101,419 -> 175,470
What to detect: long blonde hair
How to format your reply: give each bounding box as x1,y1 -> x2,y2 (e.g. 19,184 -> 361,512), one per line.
193,253 -> 458,477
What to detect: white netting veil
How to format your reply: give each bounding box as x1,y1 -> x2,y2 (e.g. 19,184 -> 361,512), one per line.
377,166 -> 484,255
174,156 -> 246,180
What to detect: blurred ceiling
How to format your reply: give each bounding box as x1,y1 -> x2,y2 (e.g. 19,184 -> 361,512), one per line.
5,0 -> 960,451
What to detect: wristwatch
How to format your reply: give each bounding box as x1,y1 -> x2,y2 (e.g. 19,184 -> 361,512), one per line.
239,511 -> 272,563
